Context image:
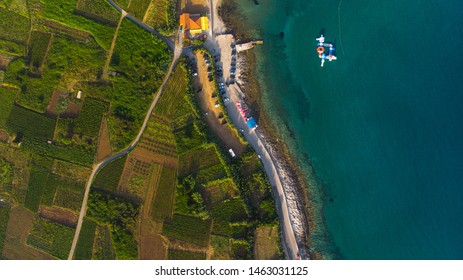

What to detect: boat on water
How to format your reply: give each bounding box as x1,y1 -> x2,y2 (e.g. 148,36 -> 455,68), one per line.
316,35 -> 337,67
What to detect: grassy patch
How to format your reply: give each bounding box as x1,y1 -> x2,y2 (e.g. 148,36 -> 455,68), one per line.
163,213 -> 211,247
0,206 -> 11,252
75,0 -> 120,26
0,8 -> 29,43
41,0 -> 116,49
75,218 -> 97,260
167,249 -> 206,260
27,216 -> 75,259
194,164 -> 228,186
254,226 -> 280,260
93,155 -> 127,192
150,166 -> 176,221
231,239 -> 251,259
0,86 -> 17,128
6,104 -> 56,140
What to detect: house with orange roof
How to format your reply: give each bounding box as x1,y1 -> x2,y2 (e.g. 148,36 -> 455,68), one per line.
179,13 -> 209,35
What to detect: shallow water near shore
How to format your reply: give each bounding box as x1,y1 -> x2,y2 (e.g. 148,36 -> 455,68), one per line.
236,0 -> 463,259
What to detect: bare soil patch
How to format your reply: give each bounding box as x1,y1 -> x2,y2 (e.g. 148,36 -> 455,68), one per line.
45,90 -> 61,116
194,53 -> 247,156
139,219 -> 166,259
60,100 -> 82,118
96,117 -> 111,162
254,226 -> 280,260
38,206 -> 78,228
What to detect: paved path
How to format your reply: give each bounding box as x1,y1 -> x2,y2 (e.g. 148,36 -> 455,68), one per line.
68,27 -> 183,260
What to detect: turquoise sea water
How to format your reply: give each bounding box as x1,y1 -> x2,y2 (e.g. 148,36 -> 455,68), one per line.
237,0 -> 463,259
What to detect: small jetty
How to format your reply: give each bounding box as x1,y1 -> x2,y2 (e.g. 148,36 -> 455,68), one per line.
236,40 -> 263,52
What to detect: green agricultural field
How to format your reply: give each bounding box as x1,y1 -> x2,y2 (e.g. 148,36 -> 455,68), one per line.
28,31 -> 52,71
45,175 -> 85,211
0,86 -> 17,128
210,234 -> 230,259
168,249 -> 206,260
231,239 -> 251,259
92,225 -> 115,259
24,169 -> 50,212
27,216 -> 75,259
163,213 -> 211,247
75,0 -> 120,26
154,65 -> 190,121
178,145 -> 223,177
194,164 -> 228,186
115,0 -> 130,10
93,155 -> 127,192
150,166 -> 176,221
144,0 -> 176,35
6,104 -> 56,140
107,19 -> 171,150
202,178 -> 239,208
74,218 -> 97,260
126,0 -> 151,20
174,122 -> 206,155
74,98 -> 109,137
0,8 -> 29,43
0,206 -> 10,252
87,189 -> 140,259
41,0 -> 116,50
0,39 -> 24,56
211,197 -> 248,236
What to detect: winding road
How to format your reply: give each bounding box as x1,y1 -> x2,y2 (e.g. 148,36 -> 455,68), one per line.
67,12 -> 183,258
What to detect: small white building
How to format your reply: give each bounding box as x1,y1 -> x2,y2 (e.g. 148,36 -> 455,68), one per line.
76,90 -> 82,99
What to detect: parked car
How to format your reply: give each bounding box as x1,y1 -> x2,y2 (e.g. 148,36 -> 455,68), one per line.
224,97 -> 230,102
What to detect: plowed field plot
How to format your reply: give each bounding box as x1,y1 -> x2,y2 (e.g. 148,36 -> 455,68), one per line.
162,214 -> 211,247
254,226 -> 280,260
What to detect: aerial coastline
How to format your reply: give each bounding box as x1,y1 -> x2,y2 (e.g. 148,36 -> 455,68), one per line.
213,0 -> 323,259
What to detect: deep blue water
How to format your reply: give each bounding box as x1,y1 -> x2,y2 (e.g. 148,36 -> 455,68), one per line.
237,0 -> 463,259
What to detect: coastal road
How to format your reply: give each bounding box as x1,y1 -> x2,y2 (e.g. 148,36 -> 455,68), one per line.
68,28 -> 183,260
222,86 -> 300,260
